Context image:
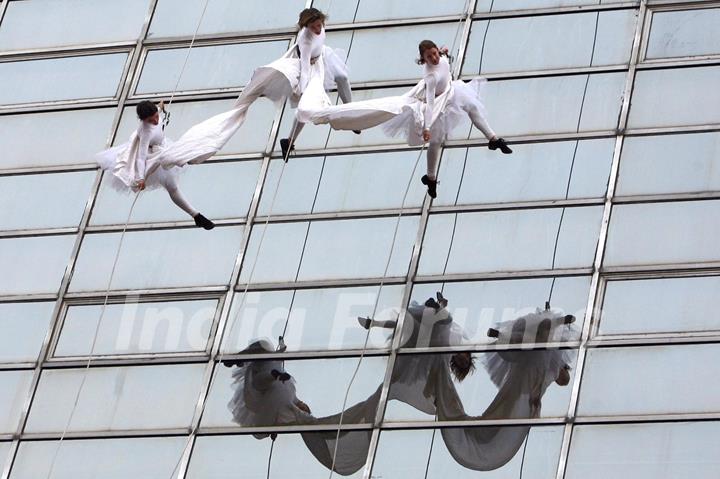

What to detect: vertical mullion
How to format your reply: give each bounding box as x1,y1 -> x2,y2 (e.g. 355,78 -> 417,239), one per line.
363,2 -> 479,477
0,1 -> 162,479
554,2 -> 648,478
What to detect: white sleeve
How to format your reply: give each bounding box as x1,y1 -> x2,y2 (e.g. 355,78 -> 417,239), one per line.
136,127 -> 151,180
297,28 -> 312,92
423,73 -> 437,130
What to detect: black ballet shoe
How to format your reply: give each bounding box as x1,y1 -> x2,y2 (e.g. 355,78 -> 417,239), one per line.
357,316 -> 372,330
488,137 -> 513,154
271,369 -> 292,382
280,138 -> 295,162
563,314 -> 576,324
487,328 -> 500,338
436,291 -> 448,308
194,213 -> 215,230
352,129 -> 362,135
421,175 -> 438,199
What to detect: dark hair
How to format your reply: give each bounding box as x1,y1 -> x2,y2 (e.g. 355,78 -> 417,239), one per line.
416,39 -> 449,65
298,8 -> 327,29
136,100 -> 158,121
450,352 -> 476,382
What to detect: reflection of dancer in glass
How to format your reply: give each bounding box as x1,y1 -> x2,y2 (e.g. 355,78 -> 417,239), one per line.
95,101 -> 215,229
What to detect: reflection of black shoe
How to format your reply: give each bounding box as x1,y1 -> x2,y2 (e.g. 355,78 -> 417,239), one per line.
352,129 -> 361,135
222,358 -> 244,368
487,328 -> 500,338
280,138 -> 294,162
421,175 -> 438,198
194,213 -> 215,230
424,297 -> 441,311
488,137 -> 513,154
271,369 -> 292,382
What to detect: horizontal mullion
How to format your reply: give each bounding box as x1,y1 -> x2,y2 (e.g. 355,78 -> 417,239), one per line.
472,1 -> 640,20
235,276 -> 408,292
430,198 -> 605,214
0,227 -> 78,239
63,285 -> 229,300
415,268 -> 594,284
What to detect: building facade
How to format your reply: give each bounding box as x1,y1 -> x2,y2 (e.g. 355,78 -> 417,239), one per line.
0,0 -> 719,477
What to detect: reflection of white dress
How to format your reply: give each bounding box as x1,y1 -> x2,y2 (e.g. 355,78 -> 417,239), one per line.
95,123 -> 181,193
138,27 -> 349,173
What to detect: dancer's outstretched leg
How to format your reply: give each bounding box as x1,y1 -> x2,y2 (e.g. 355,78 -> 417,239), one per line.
358,317 -> 397,330
421,141 -> 442,199
166,184 -> 215,230
464,104 -> 512,154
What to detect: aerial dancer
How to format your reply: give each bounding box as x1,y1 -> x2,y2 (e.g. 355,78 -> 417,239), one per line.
299,40 -> 513,198
277,7 -> 359,160
95,101 -> 215,229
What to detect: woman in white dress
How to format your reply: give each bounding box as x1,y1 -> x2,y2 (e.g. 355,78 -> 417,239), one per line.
95,101 -> 215,229
299,40 -> 513,198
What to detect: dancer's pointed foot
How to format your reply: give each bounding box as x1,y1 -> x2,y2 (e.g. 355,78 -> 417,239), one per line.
357,316 -> 372,330
194,213 -> 215,230
488,137 -> 512,154
421,174 -> 438,198
424,297 -> 441,312
563,314 -> 576,324
271,369 -> 292,382
487,327 -> 500,338
280,138 -> 295,162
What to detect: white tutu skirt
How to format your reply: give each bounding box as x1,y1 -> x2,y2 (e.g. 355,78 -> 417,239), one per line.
382,78 -> 488,145
96,141 -> 182,193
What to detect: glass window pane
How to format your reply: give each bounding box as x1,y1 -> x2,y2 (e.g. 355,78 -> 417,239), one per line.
54,299 -> 217,357
0,108 -> 115,170
409,277 -> 590,345
566,422 -> 720,479
419,207 -> 603,276
0,443 -> 10,473
91,160 -> 261,226
115,99 -> 275,156
239,217 -> 418,284
70,227 -> 243,292
646,8 -> 720,60
476,0 -> 602,11
0,302 -> 54,363
10,437 -> 187,479
137,40 -> 289,95
599,276 -> 720,337
0,235 -> 75,295
605,200 -> 720,267
0,53 -> 128,106
340,24 -> 460,83
617,132 -> 720,197
188,433 -> 367,479
628,66 -> 720,129
257,151 -> 426,216
449,73 -> 626,139
0,172 -> 95,231
221,285 -> 405,354
0,370 -> 33,434
318,0 -> 469,24
436,139 -> 614,206
202,355 -> 386,427
374,426 -> 564,478
578,344 -> 720,416
385,350 -> 576,421
0,0 -> 149,52
25,364 -> 206,433
463,11 -> 635,75
148,0 -> 306,38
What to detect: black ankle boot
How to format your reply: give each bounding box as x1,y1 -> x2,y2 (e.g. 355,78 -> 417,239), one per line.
421,175 -> 438,198
352,129 -> 361,135
487,328 -> 500,338
280,138 -> 295,162
424,297 -> 441,312
488,137 -> 512,154
194,213 -> 215,230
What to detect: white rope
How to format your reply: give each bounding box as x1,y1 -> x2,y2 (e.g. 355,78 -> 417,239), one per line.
162,0 -> 211,128
328,143 -> 425,478
44,191 -> 142,479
